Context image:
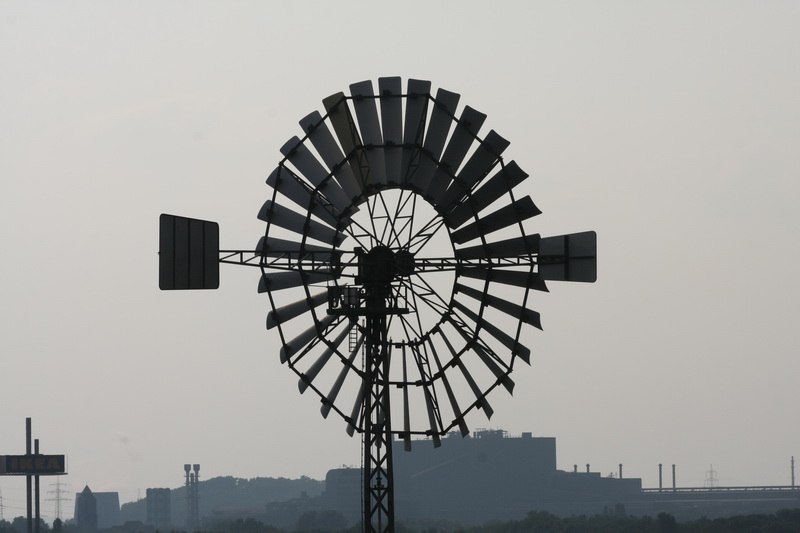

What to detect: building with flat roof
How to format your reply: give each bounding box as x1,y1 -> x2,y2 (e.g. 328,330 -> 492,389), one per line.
145,488 -> 171,530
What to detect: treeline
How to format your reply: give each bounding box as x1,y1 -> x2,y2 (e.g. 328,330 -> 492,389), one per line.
461,509 -> 800,533
201,508 -> 800,533
120,476 -> 325,524
4,509 -> 800,533
0,518 -> 49,533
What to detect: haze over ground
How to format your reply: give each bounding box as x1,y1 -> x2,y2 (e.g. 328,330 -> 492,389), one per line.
2,1 -> 798,522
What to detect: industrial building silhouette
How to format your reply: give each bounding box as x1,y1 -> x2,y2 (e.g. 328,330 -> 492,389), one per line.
118,431 -> 798,527
322,430 -> 798,524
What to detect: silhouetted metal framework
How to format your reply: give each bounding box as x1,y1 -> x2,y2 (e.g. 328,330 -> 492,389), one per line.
159,76 -> 597,533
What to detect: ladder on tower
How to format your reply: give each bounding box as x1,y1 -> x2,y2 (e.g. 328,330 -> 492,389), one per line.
349,320 -> 361,352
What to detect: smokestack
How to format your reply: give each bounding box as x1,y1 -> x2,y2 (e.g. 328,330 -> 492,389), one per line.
672,464 -> 676,491
192,465 -> 200,527
586,464 -> 590,473
658,464 -> 663,491
792,457 -> 795,489
574,464 -> 578,473
619,464 -> 623,479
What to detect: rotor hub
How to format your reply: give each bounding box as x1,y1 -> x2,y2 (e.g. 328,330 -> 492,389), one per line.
357,246 -> 414,285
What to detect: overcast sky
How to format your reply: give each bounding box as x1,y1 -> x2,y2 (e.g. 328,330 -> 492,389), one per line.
2,0 -> 799,523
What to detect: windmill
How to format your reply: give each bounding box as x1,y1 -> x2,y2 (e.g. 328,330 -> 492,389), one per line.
159,76 -> 597,533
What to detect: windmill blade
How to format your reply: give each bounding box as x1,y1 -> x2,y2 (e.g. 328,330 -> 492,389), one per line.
459,267 -> 548,293
298,322 -> 353,393
280,314 -> 338,363
406,88 -> 460,195
450,196 -> 540,245
401,347 -> 411,451
299,111 -> 363,201
448,312 -> 514,394
322,333 -> 363,419
455,282 -> 542,332
539,231 -> 598,282
406,344 -> 443,448
280,137 -> 354,214
426,338 -> 469,436
454,358 -> 494,419
346,380 -> 366,437
266,166 -> 343,229
258,270 -> 335,293
323,91 -> 367,190
451,300 -> 531,364
472,342 -> 514,394
436,130 -> 510,209
257,200 -> 344,247
256,236 -> 336,262
443,161 -> 529,229
378,76 -> 403,186
350,80 -> 387,188
455,234 -> 540,260
401,78 -> 431,184
439,327 -> 494,419
420,377 -> 442,448
267,290 -> 329,330
425,106 -> 487,205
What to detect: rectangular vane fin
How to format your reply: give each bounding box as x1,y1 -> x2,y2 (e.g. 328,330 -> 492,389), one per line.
539,231 -> 597,282
159,214 -> 219,290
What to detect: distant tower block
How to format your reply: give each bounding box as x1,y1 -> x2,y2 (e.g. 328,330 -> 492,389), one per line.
75,486 -> 97,533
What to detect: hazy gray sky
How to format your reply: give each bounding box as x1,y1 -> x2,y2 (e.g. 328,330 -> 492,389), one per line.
2,1 -> 798,522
